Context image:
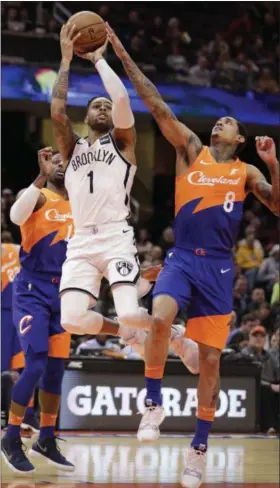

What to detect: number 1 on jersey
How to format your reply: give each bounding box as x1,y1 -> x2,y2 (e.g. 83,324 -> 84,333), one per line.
87,170 -> 94,194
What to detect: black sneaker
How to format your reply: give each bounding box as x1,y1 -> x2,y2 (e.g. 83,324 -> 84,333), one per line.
21,414 -> 40,433
29,437 -> 75,471
1,436 -> 35,473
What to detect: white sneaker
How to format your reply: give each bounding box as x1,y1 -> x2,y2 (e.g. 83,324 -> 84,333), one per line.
118,325 -> 146,358
170,325 -> 199,375
137,404 -> 165,443
181,447 -> 206,488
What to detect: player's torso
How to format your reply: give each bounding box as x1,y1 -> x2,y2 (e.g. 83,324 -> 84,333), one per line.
1,243 -> 20,308
175,146 -> 247,256
19,188 -> 73,275
65,133 -> 136,229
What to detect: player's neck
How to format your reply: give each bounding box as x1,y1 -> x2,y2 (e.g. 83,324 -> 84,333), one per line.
210,142 -> 236,163
88,127 -> 109,145
47,182 -> 68,200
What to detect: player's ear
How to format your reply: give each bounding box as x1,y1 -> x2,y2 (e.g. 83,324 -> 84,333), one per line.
84,116 -> 88,124
236,134 -> 245,144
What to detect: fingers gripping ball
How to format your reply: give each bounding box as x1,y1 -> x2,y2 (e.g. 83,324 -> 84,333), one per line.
67,11 -> 106,54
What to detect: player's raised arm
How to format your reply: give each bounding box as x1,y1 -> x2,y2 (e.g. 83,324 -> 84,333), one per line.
75,39 -> 136,155
246,137 -> 279,216
107,23 -> 202,162
51,24 -> 80,163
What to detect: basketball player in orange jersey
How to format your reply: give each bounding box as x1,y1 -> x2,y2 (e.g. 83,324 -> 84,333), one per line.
1,149 -> 75,473
50,23 -> 199,374
1,233 -> 39,433
107,24 -> 279,488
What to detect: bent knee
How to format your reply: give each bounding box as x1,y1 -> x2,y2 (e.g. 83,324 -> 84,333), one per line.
151,315 -> 171,337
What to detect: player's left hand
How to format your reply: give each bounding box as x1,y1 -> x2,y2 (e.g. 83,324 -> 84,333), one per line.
75,37 -> 108,64
38,147 -> 56,176
256,136 -> 277,166
106,23 -> 126,59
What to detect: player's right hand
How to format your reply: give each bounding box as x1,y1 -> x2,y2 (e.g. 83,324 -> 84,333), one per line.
38,147 -> 56,176
60,23 -> 81,62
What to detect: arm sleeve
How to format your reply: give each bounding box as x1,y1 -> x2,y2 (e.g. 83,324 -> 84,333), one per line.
10,184 -> 41,226
95,58 -> 134,129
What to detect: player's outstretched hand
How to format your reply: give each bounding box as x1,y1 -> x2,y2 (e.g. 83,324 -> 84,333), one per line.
256,136 -> 277,167
38,147 -> 56,176
75,37 -> 108,64
106,23 -> 126,59
60,23 -> 81,62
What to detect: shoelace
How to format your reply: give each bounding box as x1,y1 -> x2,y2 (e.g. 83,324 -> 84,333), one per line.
8,438 -> 29,462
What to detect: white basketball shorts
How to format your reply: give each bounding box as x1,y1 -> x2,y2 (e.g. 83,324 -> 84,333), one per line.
60,221 -> 140,300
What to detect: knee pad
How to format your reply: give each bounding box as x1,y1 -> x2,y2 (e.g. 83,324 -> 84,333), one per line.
39,357 -> 65,395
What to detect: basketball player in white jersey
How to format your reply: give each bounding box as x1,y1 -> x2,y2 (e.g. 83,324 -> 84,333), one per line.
50,23 -> 199,374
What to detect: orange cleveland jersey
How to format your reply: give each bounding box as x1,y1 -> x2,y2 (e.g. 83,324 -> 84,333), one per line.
1,243 -> 20,308
175,146 -> 247,255
20,188 -> 73,275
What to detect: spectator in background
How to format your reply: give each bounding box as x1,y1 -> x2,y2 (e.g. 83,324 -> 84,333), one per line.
258,302 -> 274,334
271,274 -> 279,306
2,188 -> 14,211
158,226 -> 174,257
239,225 -> 263,250
258,245 -> 280,295
233,275 -> 248,319
246,287 -> 266,314
97,4 -> 111,24
227,330 -> 249,352
227,312 -> 257,345
230,35 -> 246,59
236,232 -> 264,290
136,228 -> 153,259
270,327 -> 280,350
148,16 -> 165,48
166,45 -> 189,80
150,245 -> 164,265
75,334 -> 120,356
242,325 -> 279,433
125,10 -> 143,41
208,33 -> 229,60
166,17 -> 191,47
6,7 -> 25,32
187,55 -> 212,86
255,68 -> 279,93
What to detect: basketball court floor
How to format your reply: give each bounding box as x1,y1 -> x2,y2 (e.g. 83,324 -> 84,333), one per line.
1,432 -> 279,488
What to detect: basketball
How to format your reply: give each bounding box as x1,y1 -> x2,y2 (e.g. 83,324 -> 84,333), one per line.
67,11 -> 107,54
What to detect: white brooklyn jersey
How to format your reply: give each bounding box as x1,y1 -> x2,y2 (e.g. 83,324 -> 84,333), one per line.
65,133 -> 136,229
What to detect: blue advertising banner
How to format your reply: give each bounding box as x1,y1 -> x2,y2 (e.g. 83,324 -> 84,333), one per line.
2,64 -> 279,125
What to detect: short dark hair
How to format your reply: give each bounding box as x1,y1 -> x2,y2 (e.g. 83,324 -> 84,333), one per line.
235,120 -> 248,155
86,96 -> 112,114
241,313 -> 255,324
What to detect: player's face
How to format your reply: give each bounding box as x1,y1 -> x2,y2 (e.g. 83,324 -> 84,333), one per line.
49,153 -> 65,185
85,98 -> 113,131
211,117 -> 244,145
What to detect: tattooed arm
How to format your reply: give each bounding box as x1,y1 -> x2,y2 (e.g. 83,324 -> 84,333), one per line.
246,137 -> 279,216
107,24 -> 202,165
51,24 -> 80,164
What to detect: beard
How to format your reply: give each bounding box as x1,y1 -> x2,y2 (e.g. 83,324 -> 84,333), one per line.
88,119 -> 112,132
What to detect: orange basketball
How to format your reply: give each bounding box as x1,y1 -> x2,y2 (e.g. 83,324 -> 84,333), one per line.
67,11 -> 107,54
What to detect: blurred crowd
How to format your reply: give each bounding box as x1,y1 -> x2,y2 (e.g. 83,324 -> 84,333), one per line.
2,1 -> 279,93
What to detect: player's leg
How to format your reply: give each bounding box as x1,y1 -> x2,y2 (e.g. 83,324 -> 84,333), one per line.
181,260 -> 233,488
137,260 -> 192,442
30,319 -> 74,471
1,277 -> 50,473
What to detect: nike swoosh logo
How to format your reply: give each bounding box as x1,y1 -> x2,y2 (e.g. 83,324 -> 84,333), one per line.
168,252 -> 173,258
221,268 -> 231,274
200,160 -> 212,165
122,229 -> 130,234
37,441 -> 48,453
